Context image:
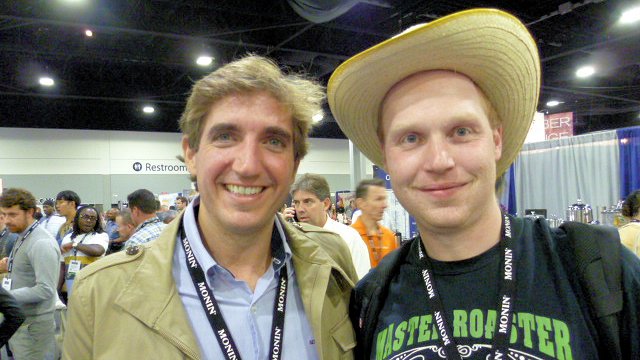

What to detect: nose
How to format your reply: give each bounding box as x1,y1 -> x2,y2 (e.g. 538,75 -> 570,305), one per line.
231,139 -> 262,178
423,137 -> 455,173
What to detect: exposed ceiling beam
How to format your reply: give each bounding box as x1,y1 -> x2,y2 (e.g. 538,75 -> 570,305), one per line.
0,15 -> 350,61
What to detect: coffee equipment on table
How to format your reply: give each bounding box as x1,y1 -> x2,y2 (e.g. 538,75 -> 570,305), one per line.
566,198 -> 593,224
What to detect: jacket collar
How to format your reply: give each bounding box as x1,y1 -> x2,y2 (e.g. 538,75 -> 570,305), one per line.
282,215 -> 351,278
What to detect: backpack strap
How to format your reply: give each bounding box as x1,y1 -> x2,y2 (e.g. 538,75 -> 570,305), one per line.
559,221 -> 623,359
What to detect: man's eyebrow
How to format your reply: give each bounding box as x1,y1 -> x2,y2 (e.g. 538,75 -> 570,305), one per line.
264,126 -> 293,141
205,123 -> 238,139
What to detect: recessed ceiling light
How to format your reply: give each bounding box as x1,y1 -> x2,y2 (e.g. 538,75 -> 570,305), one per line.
196,56 -> 213,66
85,29 -> 93,37
142,106 -> 155,114
546,100 -> 562,107
576,66 -> 595,78
620,6 -> 640,24
312,112 -> 323,122
39,77 -> 54,86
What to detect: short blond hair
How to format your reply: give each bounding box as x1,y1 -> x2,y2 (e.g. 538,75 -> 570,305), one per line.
179,55 -> 325,161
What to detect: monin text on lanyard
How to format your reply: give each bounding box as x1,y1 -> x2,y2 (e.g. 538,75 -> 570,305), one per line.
178,220 -> 289,360
417,214 -> 515,360
8,220 -> 40,273
0,228 -> 7,239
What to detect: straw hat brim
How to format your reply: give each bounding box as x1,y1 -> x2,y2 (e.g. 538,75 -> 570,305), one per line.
327,8 -> 541,178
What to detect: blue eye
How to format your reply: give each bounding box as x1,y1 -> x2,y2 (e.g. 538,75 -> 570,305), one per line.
403,134 -> 418,143
268,138 -> 284,147
455,128 -> 471,136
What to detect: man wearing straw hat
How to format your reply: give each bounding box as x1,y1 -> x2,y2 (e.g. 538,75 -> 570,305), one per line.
328,8 -> 640,360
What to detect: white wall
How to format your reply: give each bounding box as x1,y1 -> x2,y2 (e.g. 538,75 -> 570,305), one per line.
0,127 -> 368,206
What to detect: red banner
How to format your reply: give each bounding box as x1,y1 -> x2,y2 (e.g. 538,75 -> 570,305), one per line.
544,112 -> 574,140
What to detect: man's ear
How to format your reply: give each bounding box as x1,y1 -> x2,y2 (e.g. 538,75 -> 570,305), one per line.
182,136 -> 197,176
322,198 -> 332,212
494,125 -> 504,162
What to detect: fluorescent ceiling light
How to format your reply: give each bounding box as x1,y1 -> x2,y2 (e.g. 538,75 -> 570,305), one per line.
620,6 -> 640,24
546,100 -> 562,107
312,112 -> 323,122
576,66 -> 595,78
39,77 -> 54,86
196,56 -> 213,66
142,106 -> 155,114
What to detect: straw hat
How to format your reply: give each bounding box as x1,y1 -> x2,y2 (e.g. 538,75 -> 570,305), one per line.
327,8 -> 540,177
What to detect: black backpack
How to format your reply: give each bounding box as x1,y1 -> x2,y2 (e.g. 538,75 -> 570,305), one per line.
355,220 -> 624,359
557,221 -> 622,359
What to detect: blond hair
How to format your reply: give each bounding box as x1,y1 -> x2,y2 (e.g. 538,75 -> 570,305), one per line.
179,55 -> 325,161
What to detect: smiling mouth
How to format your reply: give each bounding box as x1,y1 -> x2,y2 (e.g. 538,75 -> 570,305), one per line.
425,183 -> 465,192
226,184 -> 264,195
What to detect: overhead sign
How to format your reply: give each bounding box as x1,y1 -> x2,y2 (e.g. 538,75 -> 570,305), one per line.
131,161 -> 187,173
544,112 -> 574,140
111,160 -> 190,174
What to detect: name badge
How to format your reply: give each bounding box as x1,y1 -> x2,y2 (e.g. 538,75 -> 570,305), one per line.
68,260 -> 82,275
2,278 -> 11,291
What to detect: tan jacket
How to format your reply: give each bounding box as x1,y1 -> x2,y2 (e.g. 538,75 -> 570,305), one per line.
62,215 -> 357,359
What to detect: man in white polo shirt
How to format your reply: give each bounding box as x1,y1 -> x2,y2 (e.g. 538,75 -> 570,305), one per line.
288,173 -> 371,279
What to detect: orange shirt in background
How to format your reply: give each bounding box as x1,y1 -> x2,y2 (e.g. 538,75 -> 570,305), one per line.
351,218 -> 398,267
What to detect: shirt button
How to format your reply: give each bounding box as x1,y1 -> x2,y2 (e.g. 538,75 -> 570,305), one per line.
251,306 -> 257,313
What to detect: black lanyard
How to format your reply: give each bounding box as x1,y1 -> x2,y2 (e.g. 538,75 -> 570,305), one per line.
417,214 -> 515,360
72,233 -> 92,257
178,220 -> 288,360
8,220 -> 40,273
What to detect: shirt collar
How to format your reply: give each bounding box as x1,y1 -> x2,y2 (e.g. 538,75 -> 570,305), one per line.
183,196 -> 292,274
136,216 -> 161,230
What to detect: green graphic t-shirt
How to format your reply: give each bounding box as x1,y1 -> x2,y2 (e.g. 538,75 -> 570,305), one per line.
372,229 -> 598,360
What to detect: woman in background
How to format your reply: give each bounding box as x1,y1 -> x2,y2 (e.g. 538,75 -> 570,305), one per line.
619,189 -> 640,257
59,206 -> 109,298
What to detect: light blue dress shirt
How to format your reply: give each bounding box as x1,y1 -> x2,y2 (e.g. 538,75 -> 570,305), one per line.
172,197 -> 319,360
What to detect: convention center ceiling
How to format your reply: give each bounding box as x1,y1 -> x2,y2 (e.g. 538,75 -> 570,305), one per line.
1,0 -> 639,137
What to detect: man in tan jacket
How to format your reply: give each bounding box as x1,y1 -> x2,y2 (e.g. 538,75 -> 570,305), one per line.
63,55 -> 358,359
